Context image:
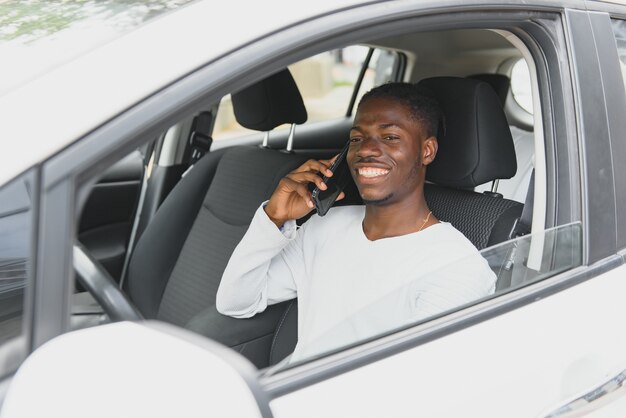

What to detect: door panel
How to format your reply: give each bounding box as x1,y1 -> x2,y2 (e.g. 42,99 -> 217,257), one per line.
270,264 -> 626,417
78,151 -> 143,281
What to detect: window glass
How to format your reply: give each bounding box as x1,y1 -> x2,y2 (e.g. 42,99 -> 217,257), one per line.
212,46 -> 398,140
611,19 -> 626,90
277,223 -> 582,367
291,46 -> 369,121
511,58 -> 533,114
0,173 -> 34,375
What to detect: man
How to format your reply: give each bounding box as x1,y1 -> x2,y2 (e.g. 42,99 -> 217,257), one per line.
217,83 -> 495,362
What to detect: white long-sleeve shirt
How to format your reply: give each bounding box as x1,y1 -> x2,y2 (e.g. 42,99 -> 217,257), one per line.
217,204 -> 496,362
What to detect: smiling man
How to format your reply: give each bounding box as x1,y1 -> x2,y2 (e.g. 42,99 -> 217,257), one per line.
217,83 -> 495,362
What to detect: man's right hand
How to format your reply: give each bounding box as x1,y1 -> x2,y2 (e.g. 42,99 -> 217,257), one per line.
264,158 -> 343,228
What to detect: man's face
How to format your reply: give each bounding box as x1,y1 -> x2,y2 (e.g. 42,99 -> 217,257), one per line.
347,97 -> 436,205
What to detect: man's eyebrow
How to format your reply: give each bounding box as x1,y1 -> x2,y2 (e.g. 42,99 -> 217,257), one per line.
350,123 -> 406,131
379,123 -> 403,129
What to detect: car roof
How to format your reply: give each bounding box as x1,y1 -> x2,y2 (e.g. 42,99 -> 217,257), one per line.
0,0 -> 365,187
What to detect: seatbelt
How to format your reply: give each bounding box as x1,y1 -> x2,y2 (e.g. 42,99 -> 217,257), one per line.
497,170 -> 535,290
509,170 -> 534,240
188,111 -> 213,164
119,141 -> 156,289
182,111 -> 214,178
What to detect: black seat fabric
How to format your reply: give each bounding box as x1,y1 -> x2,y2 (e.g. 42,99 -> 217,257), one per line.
127,148 -> 227,319
417,76 -> 522,250
127,146 -> 308,324
468,74 -> 510,106
420,76 -> 517,189
424,184 -> 522,249
232,69 -> 307,131
154,148 -> 307,326
268,299 -> 299,365
127,69 -> 310,368
268,77 -> 526,364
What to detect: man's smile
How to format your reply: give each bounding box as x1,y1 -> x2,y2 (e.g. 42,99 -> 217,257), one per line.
353,161 -> 392,183
357,167 -> 390,178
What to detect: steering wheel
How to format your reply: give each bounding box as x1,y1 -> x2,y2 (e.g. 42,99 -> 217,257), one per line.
73,242 -> 143,322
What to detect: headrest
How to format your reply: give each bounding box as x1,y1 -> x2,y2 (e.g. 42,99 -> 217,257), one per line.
232,69 -> 307,131
417,77 -> 516,188
468,74 -> 510,106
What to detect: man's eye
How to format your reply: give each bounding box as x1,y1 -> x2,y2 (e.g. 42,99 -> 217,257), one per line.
384,135 -> 399,141
350,137 -> 362,142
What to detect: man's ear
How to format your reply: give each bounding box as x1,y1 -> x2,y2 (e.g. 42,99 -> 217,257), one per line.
422,137 -> 438,166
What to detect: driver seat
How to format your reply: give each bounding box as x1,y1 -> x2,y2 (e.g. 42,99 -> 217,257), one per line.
267,76 -> 524,365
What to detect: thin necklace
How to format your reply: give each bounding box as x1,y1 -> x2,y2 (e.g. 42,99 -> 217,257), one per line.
418,210 -> 433,232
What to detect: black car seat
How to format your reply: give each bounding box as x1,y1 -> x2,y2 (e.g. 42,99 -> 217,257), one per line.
126,69 -> 310,367
468,74 -> 510,106
266,76 -> 524,365
419,76 -> 523,250
469,73 -> 535,203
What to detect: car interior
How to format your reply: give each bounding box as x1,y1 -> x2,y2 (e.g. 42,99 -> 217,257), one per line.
74,27 -> 548,369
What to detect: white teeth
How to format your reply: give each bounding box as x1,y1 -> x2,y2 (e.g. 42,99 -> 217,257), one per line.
358,168 -> 389,178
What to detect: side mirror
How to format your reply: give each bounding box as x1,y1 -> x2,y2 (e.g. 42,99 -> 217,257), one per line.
1,322 -> 273,418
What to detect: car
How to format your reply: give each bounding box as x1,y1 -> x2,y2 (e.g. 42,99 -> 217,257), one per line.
1,0 -> 626,416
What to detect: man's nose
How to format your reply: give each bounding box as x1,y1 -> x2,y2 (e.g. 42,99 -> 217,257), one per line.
356,136 -> 382,158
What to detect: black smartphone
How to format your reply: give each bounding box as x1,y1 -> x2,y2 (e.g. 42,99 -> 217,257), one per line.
310,141 -> 352,216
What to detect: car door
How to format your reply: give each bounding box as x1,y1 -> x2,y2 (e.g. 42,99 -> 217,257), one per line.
262,6 -> 626,417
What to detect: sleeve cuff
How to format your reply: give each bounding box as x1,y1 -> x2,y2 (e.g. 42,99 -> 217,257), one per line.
259,201 -> 298,240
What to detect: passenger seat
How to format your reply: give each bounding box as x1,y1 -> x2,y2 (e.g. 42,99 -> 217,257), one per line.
126,69 -> 310,368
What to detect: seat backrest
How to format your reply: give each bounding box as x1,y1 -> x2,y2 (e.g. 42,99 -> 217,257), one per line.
232,69 -> 307,133
417,76 -> 523,250
469,74 -> 535,203
127,69 -> 308,339
468,73 -> 510,107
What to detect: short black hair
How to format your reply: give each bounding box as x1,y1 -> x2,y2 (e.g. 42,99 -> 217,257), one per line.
357,82 -> 445,138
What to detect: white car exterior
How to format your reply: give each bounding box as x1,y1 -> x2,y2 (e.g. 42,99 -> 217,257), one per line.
1,0 -> 626,417
0,0 -> 361,187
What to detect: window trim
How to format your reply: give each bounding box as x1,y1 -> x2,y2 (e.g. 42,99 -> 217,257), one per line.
346,48 -> 407,116
606,16 -> 626,251
346,47 -> 374,116
565,9 -> 622,262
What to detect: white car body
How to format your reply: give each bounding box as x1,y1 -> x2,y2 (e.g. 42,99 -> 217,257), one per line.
1,0 -> 626,417
0,0 -> 361,187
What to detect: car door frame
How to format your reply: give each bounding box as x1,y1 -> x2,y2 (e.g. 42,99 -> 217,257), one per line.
263,2 -> 626,405
257,4 -> 586,395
